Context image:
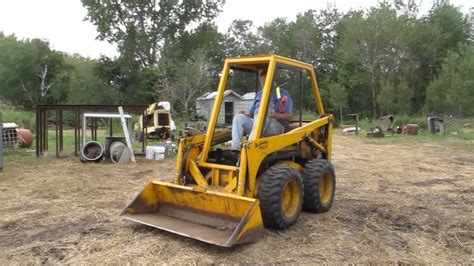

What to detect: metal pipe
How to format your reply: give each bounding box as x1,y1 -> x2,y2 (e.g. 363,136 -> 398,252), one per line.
305,136 -> 326,153
299,71 -> 302,127
35,105 -> 40,157
141,110 -> 145,153
74,111 -> 78,156
109,140 -> 129,163
55,110 -> 59,157
81,141 -> 104,162
82,113 -> 86,147
109,118 -> 113,137
59,110 -> 63,156
43,110 -> 48,152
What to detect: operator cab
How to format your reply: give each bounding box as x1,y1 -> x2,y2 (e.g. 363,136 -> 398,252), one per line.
204,60 -> 319,166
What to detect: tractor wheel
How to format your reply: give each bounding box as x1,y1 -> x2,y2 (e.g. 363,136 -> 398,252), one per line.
302,159 -> 336,213
258,166 -> 303,229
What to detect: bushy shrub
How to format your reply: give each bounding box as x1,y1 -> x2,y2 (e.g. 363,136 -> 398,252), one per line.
2,105 -> 36,130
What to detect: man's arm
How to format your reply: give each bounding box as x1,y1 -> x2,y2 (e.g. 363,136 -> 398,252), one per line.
269,109 -> 291,121
269,90 -> 293,121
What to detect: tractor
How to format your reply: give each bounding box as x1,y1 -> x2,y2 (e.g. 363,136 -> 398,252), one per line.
122,55 -> 336,247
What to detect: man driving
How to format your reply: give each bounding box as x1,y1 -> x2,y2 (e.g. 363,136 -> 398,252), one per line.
231,69 -> 293,150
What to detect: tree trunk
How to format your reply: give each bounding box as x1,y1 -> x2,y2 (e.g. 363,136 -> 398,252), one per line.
371,74 -> 377,118
20,80 -> 35,105
340,107 -> 343,126
184,100 -> 189,118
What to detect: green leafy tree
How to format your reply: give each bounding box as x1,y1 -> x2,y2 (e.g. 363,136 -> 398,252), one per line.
66,54 -> 121,104
225,20 -> 262,56
425,44 -> 474,117
336,4 -> 411,118
404,2 -> 470,113
378,79 -> 413,114
259,18 -> 292,56
82,0 -> 224,68
154,48 -> 211,117
0,33 -> 69,108
289,11 -> 322,64
328,82 -> 348,122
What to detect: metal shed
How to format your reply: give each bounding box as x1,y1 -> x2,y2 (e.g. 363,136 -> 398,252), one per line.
241,92 -> 256,113
196,90 -> 244,125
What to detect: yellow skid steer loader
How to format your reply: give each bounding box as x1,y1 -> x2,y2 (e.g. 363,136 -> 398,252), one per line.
122,55 -> 336,247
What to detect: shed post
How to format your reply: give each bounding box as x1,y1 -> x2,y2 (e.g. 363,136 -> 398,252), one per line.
0,100 -> 3,171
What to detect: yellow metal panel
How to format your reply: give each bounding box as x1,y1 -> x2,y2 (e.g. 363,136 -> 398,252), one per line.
175,138 -> 184,174
226,55 -> 272,64
275,161 -> 304,172
188,160 -> 208,187
199,162 -> 238,172
237,145 -> 248,196
326,114 -> 333,160
211,168 -> 219,186
308,68 -> 325,115
274,55 -> 314,70
233,200 -> 264,242
224,176 -> 237,192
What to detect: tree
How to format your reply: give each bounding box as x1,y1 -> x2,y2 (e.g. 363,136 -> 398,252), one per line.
425,44 -> 474,117
65,54 -> 121,104
328,82 -> 347,122
0,34 -> 69,108
289,11 -> 322,64
378,79 -> 413,114
404,2 -> 470,113
225,20 -> 262,56
335,4 -> 411,118
81,0 -> 225,68
259,18 -> 292,56
154,48 -> 211,117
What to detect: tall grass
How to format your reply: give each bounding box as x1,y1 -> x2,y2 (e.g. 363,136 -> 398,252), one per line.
2,105 -> 35,130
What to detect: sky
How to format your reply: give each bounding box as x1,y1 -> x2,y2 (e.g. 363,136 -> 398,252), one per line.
0,0 -> 471,59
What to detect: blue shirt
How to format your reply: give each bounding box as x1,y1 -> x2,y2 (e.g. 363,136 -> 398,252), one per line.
249,88 -> 293,116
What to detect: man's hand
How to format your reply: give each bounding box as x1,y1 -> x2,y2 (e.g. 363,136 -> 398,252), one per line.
268,108 -> 276,118
238,110 -> 252,117
269,107 -> 291,121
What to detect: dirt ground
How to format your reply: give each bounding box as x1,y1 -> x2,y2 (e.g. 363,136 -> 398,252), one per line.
0,133 -> 472,264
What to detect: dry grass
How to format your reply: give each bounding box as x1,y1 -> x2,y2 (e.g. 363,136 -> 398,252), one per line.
0,133 -> 472,264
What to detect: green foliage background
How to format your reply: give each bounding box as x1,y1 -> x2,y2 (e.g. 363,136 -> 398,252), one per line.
0,0 -> 472,119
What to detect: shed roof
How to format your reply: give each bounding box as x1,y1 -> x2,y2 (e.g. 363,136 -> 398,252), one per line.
196,90 -> 242,101
241,92 -> 256,100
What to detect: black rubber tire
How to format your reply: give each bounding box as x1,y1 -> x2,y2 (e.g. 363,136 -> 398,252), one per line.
258,166 -> 304,229
302,159 -> 336,213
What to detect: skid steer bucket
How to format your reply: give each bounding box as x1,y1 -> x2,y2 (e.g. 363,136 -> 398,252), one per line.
121,181 -> 264,247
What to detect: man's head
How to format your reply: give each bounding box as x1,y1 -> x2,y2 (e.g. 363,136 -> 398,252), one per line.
259,69 -> 267,88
